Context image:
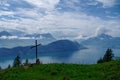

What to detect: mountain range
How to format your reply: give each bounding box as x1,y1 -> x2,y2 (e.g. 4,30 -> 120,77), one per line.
0,31 -> 12,37
0,31 -> 120,64
0,40 -> 85,60
80,33 -> 120,49
0,31 -> 56,48
0,31 -> 55,39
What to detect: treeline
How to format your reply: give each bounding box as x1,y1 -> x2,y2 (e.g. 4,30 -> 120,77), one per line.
12,56 -> 42,67
0,56 -> 42,70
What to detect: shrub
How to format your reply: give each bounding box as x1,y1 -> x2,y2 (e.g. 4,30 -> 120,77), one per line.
97,58 -> 104,63
36,59 -> 40,64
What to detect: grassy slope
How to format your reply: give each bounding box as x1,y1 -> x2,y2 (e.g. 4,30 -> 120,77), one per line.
0,60 -> 120,80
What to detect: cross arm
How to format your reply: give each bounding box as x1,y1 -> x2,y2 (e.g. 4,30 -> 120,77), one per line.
31,43 -> 42,49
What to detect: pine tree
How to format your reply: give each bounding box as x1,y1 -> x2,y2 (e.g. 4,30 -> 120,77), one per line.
103,48 -> 114,62
13,55 -> 21,67
8,64 -> 11,69
0,66 -> 2,70
24,59 -> 29,65
97,48 -> 114,63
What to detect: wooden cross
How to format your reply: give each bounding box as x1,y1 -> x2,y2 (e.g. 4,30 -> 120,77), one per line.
31,40 -> 41,62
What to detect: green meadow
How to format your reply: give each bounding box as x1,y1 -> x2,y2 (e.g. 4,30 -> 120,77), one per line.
0,60 -> 120,80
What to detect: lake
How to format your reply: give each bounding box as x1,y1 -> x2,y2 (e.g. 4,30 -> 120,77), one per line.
0,46 -> 120,69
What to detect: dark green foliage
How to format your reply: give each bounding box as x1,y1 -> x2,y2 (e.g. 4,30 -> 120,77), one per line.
24,59 -> 29,65
8,64 -> 11,69
97,48 -> 114,63
13,55 -> 21,67
25,59 -> 29,64
97,58 -> 104,63
103,48 -> 114,62
0,66 -> 1,70
36,58 -> 40,64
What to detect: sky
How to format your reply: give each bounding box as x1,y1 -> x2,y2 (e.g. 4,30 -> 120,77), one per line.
0,0 -> 120,39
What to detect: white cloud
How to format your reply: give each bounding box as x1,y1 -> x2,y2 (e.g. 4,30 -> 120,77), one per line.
0,1 -> 10,10
0,11 -> 14,16
96,0 -> 118,8
0,36 -> 18,39
95,27 -> 108,36
0,1 -> 10,7
23,0 -> 60,11
87,1 -> 98,6
1,10 -> 120,39
106,15 -> 120,19
0,0 -> 120,39
15,8 -> 42,19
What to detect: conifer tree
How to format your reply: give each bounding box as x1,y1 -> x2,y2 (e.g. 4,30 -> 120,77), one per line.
13,55 -> 21,67
24,59 -> 29,65
0,66 -> 1,70
103,48 -> 114,62
8,64 -> 11,69
97,48 -> 114,63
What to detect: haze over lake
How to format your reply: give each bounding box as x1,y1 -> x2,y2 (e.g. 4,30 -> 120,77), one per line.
0,43 -> 120,69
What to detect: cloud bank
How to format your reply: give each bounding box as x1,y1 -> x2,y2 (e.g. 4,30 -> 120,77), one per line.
0,0 -> 120,39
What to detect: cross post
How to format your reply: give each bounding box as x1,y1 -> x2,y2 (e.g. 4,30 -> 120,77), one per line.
31,40 -> 41,63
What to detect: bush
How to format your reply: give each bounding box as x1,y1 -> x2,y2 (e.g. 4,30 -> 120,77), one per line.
36,59 -> 42,64
36,59 -> 40,64
97,58 -> 104,63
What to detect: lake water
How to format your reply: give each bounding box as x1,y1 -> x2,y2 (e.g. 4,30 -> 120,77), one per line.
0,46 -> 120,69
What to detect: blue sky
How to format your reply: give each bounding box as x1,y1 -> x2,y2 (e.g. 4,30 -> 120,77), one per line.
0,0 -> 120,39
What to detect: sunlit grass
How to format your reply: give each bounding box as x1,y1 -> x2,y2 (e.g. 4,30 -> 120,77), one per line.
0,60 -> 120,80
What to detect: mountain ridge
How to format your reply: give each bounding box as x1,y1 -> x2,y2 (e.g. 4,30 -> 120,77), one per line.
0,31 -> 12,37
0,40 -> 86,58
81,33 -> 120,49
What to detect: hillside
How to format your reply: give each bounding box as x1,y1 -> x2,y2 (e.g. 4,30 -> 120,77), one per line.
0,60 -> 120,80
0,40 -> 85,58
